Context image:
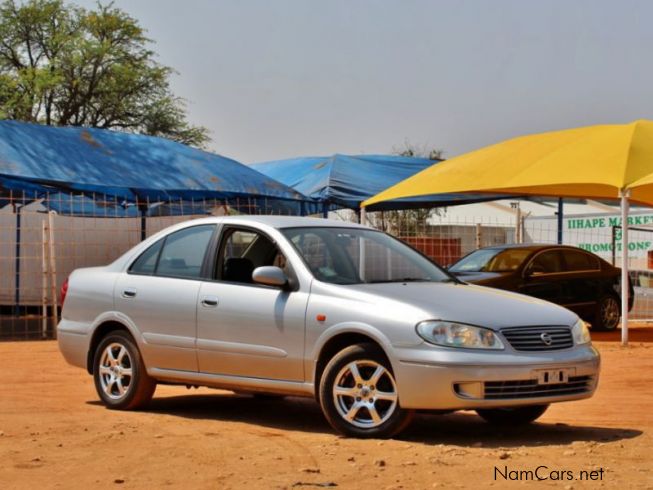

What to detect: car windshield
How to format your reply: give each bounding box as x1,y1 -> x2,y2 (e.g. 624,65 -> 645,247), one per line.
449,248 -> 532,273
281,227 -> 453,285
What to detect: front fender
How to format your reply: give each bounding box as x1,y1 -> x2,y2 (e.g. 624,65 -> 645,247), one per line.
308,322 -> 398,386
310,322 -> 394,360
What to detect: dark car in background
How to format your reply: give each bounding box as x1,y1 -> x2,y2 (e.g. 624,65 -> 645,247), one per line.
449,244 -> 633,331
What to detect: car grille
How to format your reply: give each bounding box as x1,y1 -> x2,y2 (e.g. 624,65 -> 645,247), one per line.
500,325 -> 573,351
483,375 -> 594,399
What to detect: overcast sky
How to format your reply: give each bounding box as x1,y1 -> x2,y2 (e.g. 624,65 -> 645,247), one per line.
76,0 -> 653,163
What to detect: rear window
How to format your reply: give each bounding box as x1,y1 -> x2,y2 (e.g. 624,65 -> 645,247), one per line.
563,250 -> 600,271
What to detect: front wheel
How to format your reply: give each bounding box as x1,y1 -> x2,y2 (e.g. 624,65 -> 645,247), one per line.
93,331 -> 156,410
319,343 -> 413,438
476,404 -> 549,425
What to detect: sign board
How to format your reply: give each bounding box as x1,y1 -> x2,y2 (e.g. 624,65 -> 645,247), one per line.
524,212 -> 653,268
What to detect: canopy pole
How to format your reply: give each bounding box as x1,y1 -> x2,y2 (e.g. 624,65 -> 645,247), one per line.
360,206 -> 367,225
139,204 -> 147,241
13,202 -> 22,316
620,189 -> 630,346
358,206 -> 367,281
557,198 -> 564,244
322,202 -> 328,219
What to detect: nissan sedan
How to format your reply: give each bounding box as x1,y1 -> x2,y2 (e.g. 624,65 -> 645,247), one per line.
58,217 -> 599,438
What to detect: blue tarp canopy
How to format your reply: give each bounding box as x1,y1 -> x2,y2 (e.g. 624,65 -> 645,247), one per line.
0,121 -> 315,215
251,154 -> 508,211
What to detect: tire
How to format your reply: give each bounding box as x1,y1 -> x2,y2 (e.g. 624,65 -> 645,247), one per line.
476,404 -> 549,425
593,294 -> 621,331
319,343 -> 413,438
93,330 -> 156,410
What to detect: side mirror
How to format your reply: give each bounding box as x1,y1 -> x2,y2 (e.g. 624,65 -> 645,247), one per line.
523,266 -> 544,278
252,266 -> 288,288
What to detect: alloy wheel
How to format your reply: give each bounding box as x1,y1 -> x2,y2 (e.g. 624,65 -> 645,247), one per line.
332,360 -> 398,429
98,342 -> 133,400
601,297 -> 620,328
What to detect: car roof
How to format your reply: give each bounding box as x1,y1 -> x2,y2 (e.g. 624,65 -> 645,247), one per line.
480,243 -> 594,253
175,215 -> 368,230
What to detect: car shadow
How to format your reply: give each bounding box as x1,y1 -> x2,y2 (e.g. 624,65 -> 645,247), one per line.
87,393 -> 642,447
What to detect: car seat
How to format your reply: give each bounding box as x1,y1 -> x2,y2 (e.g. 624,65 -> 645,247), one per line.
223,257 -> 255,283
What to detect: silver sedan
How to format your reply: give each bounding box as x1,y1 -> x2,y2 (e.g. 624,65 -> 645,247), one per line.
58,216 -> 599,438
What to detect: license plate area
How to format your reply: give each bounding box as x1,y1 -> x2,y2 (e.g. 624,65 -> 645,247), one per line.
534,368 -> 572,385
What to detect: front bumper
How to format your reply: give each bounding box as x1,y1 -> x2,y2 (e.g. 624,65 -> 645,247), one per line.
392,344 -> 600,410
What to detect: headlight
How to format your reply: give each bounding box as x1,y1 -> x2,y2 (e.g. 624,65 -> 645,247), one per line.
571,318 -> 591,345
416,320 -> 504,350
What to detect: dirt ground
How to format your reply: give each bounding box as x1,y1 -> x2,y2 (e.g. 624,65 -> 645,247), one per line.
1,328 -> 653,490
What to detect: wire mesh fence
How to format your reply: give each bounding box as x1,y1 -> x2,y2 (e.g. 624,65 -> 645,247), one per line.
2,195 -> 653,340
0,192 -> 294,340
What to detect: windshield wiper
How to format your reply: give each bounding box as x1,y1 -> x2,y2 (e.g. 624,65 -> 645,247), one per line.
440,277 -> 459,283
367,278 -> 431,284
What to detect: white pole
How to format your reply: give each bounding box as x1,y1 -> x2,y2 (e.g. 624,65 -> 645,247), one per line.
359,207 -> 367,281
620,189 -> 630,346
358,239 -> 366,281
41,220 -> 48,338
48,211 -> 58,331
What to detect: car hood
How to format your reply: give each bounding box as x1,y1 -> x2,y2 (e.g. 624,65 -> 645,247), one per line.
344,282 -> 576,330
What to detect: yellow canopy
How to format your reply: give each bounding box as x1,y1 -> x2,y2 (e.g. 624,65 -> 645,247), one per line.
363,119 -> 653,208
363,120 -> 653,346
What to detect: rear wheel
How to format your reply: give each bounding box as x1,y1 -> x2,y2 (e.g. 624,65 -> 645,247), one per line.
93,331 -> 156,410
593,294 -> 620,331
319,343 -> 413,438
476,404 -> 549,425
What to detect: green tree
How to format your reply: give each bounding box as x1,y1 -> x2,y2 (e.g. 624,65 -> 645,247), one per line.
369,143 -> 445,235
393,140 -> 444,162
0,0 -> 209,147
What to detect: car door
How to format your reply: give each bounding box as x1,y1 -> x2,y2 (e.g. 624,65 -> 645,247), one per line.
196,226 -> 308,381
519,249 -> 570,306
114,224 -> 216,372
559,249 -> 602,318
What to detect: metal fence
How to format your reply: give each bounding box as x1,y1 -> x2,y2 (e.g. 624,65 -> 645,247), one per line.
0,192 -> 289,340
2,196 -> 652,340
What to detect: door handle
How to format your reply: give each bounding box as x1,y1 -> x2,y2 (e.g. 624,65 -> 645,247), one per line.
122,287 -> 137,298
201,296 -> 219,307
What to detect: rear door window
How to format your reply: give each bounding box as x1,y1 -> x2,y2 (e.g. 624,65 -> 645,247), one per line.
154,225 -> 215,279
130,239 -> 163,275
562,250 -> 600,271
